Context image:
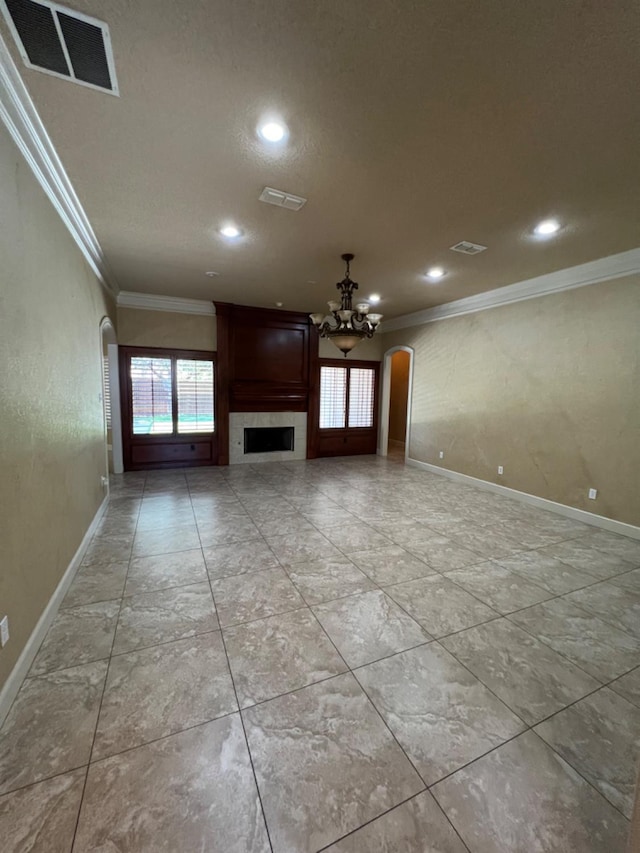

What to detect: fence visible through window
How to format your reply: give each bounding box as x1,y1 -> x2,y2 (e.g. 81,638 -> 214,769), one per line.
177,359 -> 215,433
130,356 -> 214,435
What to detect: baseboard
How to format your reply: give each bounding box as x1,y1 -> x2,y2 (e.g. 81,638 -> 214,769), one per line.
405,458 -> 640,540
0,494 -> 109,728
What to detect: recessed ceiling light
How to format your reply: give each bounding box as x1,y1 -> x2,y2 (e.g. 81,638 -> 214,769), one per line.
275,302 -> 283,307
534,218 -> 561,236
258,121 -> 287,143
426,266 -> 445,280
205,271 -> 219,277
369,294 -> 381,304
220,225 -> 241,239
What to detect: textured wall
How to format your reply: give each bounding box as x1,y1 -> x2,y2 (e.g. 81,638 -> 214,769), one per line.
388,350 -> 410,443
117,307 -> 216,351
382,278 -> 640,526
0,126 -> 115,689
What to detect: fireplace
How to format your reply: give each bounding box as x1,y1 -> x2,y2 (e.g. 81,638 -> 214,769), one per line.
244,426 -> 294,454
229,412 -> 307,464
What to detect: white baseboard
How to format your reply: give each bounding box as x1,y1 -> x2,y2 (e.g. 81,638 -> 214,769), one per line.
406,458 -> 640,540
0,495 -> 109,728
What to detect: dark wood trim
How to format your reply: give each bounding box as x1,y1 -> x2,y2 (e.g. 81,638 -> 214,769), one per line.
119,345 -> 218,470
306,330 -> 320,459
119,345 -> 216,360
317,358 -> 381,370
309,358 -> 381,458
214,303 -> 231,466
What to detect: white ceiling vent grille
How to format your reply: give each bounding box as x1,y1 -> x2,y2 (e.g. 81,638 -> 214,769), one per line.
1,0 -> 118,94
450,240 -> 487,255
259,186 -> 307,211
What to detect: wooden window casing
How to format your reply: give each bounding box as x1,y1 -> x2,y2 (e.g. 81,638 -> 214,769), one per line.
309,358 -> 380,457
119,346 -> 218,470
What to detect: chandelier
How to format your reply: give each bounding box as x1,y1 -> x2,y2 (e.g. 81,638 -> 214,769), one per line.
309,254 -> 383,355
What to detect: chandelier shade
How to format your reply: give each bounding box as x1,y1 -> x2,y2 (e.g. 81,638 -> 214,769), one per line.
309,254 -> 383,355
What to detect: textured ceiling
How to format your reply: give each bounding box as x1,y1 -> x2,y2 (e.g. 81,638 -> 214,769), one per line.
2,0 -> 639,318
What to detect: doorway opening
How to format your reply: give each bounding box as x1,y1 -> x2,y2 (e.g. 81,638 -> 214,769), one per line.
378,346 -> 414,460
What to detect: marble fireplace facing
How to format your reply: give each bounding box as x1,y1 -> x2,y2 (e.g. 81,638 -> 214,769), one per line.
229,412 -> 307,464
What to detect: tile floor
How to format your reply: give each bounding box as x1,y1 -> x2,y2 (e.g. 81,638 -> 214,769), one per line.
1,455 -> 639,852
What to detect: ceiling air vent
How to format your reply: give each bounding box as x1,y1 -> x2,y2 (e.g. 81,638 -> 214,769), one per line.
1,0 -> 118,94
259,186 -> 307,211
450,240 -> 487,255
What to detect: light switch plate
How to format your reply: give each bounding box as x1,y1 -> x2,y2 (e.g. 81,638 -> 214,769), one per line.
0,616 -> 9,647
588,488 -> 598,500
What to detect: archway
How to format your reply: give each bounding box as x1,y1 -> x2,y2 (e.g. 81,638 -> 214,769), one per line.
378,345 -> 414,459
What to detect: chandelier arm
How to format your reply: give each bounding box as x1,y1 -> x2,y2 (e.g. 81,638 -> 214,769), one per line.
311,254 -> 381,353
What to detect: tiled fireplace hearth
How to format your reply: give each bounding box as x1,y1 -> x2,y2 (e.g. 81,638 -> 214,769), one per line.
229,412 -> 307,464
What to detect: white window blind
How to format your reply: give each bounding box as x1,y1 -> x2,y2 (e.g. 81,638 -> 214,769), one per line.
177,359 -> 214,433
102,356 -> 111,429
348,367 -> 375,427
130,356 -> 173,435
319,366 -> 347,428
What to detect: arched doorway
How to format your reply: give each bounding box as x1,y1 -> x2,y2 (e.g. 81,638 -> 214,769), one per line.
99,318 -> 123,475
378,345 -> 414,459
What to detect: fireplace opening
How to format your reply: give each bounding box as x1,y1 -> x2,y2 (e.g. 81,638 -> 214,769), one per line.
244,426 -> 294,454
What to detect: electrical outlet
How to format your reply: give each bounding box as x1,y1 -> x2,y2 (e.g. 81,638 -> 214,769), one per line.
439,451 -> 444,459
498,466 -> 504,475
588,488 -> 598,500
0,616 -> 9,647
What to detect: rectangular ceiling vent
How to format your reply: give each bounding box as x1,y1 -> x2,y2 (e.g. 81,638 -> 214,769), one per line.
1,0 -> 118,95
450,240 -> 488,255
259,186 -> 307,211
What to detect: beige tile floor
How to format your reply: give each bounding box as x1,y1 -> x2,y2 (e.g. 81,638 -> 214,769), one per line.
1,455 -> 639,851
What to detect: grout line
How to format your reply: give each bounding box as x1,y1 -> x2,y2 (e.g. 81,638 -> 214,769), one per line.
4,460 -> 637,847
69,469 -> 145,849
199,549 -> 274,846
189,467 -> 277,851
315,788 -> 472,853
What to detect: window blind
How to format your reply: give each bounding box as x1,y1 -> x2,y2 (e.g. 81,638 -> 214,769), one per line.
102,355 -> 111,429
348,367 -> 375,427
130,356 -> 173,435
176,359 -> 214,433
319,366 -> 347,429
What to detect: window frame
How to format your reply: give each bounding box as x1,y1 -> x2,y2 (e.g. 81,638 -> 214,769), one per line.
317,358 -> 380,434
120,346 -> 217,444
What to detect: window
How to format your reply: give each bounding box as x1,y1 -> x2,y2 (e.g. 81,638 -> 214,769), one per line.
102,355 -> 111,429
176,359 -> 214,433
348,368 -> 375,427
319,363 -> 376,429
131,356 -> 173,435
129,354 -> 215,436
319,366 -> 347,429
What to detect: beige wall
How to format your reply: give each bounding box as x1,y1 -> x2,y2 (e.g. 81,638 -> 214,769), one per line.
117,306 -> 216,351
383,277 -> 640,526
0,125 -> 116,689
319,333 -> 382,361
388,350 -> 410,443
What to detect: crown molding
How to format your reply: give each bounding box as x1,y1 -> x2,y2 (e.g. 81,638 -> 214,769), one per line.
117,291 -> 215,316
0,31 -> 117,294
382,247 -> 640,332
